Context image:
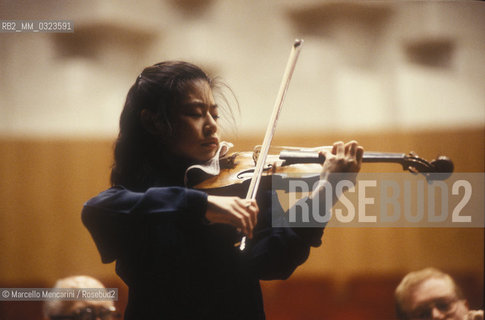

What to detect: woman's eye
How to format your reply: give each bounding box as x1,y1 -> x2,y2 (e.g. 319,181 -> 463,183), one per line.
187,113 -> 203,118
212,114 -> 220,120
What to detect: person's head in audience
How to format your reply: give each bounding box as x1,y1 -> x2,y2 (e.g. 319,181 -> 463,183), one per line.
43,275 -> 119,320
395,267 -> 483,320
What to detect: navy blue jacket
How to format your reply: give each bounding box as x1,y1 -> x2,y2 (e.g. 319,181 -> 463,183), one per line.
82,185 -> 324,320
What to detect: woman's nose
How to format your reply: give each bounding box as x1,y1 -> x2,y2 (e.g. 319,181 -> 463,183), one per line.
204,114 -> 218,135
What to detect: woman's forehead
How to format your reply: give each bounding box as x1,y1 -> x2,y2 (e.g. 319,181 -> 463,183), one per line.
180,79 -> 214,104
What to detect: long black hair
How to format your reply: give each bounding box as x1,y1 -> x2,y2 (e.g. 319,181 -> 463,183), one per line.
111,61 -> 223,191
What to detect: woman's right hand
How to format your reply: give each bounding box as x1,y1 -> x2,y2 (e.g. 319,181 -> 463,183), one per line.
205,196 -> 259,239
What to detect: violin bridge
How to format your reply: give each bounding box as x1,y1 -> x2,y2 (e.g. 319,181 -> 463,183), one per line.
219,153 -> 238,169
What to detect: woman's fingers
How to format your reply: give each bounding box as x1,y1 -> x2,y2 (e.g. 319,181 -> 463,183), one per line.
234,198 -> 254,238
322,141 -> 364,174
246,199 -> 258,229
356,145 -> 364,163
206,196 -> 259,239
345,140 -> 358,158
333,141 -> 345,158
313,141 -> 364,203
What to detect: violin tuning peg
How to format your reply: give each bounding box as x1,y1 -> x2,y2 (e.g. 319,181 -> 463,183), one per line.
407,166 -> 419,175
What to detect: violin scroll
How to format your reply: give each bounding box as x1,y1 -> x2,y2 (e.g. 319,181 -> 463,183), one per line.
431,156 -> 454,174
403,153 -> 454,181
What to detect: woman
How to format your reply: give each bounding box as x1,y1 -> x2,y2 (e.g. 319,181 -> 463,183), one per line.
82,61 -> 363,319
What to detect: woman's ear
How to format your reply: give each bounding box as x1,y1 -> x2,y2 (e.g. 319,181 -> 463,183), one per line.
140,109 -> 164,135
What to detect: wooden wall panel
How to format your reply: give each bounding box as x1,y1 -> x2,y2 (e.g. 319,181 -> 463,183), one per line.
0,139 -> 115,283
0,127 -> 483,300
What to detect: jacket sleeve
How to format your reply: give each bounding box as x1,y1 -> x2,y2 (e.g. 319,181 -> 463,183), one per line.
81,186 -> 208,263
244,191 -> 325,280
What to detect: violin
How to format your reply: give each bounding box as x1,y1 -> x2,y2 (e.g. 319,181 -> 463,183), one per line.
203,39 -> 454,250
194,147 -> 454,196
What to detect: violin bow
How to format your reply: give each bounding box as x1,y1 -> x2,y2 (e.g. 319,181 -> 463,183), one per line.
239,39 -> 303,251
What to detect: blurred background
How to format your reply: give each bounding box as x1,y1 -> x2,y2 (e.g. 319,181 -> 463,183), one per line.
0,0 -> 483,319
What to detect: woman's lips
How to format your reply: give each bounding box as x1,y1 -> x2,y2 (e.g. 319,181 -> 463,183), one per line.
201,139 -> 219,150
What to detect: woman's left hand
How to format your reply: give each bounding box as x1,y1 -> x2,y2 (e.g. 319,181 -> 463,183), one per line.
320,140 -> 363,176
310,140 -> 364,202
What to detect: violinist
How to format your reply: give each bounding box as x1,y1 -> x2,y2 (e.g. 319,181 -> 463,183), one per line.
81,61 -> 363,319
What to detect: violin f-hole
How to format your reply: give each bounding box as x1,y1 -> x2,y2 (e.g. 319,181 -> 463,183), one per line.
236,164 -> 273,180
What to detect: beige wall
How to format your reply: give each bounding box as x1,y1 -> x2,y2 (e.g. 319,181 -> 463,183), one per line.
1,1 -> 484,137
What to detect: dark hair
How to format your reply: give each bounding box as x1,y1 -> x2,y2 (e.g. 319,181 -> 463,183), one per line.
110,61 -> 233,191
